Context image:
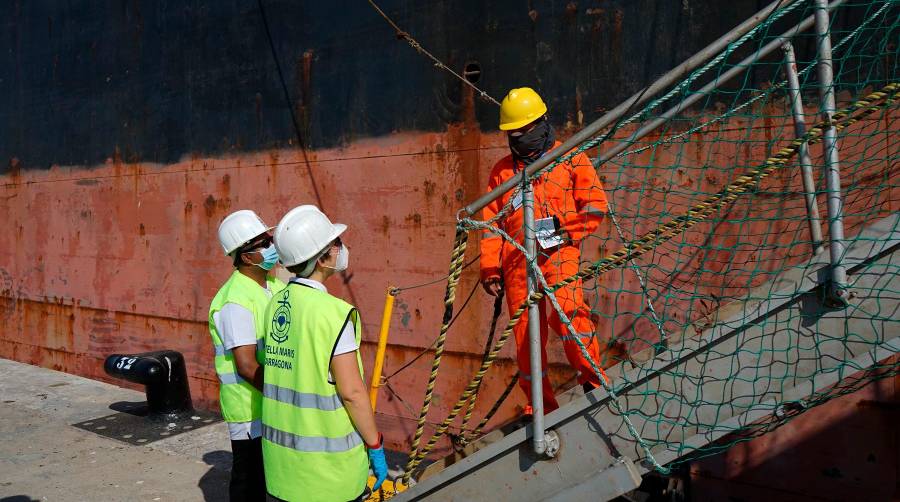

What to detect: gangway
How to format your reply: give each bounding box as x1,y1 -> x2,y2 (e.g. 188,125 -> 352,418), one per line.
394,213 -> 900,501
376,0 -> 900,499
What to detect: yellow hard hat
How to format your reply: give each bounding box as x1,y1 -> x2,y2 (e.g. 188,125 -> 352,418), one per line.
499,87 -> 548,131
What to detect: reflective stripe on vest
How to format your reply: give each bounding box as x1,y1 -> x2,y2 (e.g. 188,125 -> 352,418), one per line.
208,271 -> 286,423
218,373 -> 246,385
560,332 -> 595,342
263,424 -> 362,453
522,371 -> 547,381
261,283 -> 368,502
583,204 -> 607,217
263,383 -> 345,412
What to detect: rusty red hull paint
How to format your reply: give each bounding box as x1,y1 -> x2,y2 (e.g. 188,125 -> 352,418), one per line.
690,357 -> 900,501
1,104 -> 897,466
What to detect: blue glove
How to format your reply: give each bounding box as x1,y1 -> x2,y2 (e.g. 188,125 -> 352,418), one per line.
367,434 -> 388,492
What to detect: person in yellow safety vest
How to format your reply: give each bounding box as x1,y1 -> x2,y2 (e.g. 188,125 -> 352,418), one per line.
262,205 -> 388,502
208,209 -> 287,501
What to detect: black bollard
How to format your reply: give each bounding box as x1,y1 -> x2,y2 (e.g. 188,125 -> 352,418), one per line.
104,350 -> 193,416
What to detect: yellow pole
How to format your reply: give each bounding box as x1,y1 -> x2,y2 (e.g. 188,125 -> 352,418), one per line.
369,286 -> 396,411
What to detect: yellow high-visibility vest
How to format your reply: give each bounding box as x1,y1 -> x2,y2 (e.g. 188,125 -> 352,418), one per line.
261,282 -> 368,502
208,270 -> 285,422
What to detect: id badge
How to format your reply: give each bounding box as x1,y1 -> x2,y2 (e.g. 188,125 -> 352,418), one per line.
535,217 -> 564,249
510,191 -> 523,210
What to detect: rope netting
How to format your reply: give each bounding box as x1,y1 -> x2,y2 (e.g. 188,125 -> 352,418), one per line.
402,0 -> 899,482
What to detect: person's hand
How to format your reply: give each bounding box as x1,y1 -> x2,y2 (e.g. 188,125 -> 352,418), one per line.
482,277 -> 503,297
367,434 -> 388,492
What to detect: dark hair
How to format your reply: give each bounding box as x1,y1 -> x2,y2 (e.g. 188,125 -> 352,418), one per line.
285,261 -> 308,275
232,247 -> 247,268
286,245 -> 335,276
231,234 -> 272,268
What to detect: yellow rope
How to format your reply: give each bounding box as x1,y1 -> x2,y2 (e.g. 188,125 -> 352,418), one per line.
460,373 -> 520,446
459,293 -> 505,434
401,228 -> 469,479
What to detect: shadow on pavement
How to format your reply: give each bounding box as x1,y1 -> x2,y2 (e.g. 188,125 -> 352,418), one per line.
198,450 -> 231,502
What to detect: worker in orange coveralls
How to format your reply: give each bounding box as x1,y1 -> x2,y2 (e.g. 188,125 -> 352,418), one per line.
480,87 -> 609,415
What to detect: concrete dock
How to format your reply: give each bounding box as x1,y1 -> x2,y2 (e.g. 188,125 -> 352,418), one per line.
0,358 -> 231,501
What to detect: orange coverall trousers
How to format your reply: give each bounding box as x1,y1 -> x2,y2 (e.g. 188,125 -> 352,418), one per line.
502,244 -> 604,413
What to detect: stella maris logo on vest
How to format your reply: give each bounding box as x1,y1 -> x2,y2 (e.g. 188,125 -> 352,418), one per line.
271,290 -> 291,344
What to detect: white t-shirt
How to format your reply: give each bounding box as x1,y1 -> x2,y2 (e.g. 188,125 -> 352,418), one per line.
213,283 -> 274,440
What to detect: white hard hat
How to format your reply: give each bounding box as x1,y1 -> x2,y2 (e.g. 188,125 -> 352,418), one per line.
217,210 -> 272,255
274,205 -> 347,267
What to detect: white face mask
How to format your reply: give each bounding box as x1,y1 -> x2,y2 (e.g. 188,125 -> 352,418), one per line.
325,244 -> 349,272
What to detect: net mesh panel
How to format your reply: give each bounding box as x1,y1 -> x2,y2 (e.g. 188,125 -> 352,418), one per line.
451,0 -> 899,471
594,0 -> 897,354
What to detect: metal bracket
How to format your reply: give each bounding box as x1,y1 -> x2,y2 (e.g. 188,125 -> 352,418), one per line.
543,430 -> 561,458
824,282 -> 851,308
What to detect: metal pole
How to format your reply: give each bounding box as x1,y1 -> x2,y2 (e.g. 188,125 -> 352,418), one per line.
782,41 -> 826,256
462,0 -> 801,217
814,0 -> 849,304
521,170 -> 547,456
591,0 -> 846,166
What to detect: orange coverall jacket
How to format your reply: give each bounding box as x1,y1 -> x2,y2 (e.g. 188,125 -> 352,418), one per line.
479,142 -> 608,283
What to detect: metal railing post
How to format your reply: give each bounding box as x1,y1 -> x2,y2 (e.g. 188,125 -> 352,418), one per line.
782,41 -> 826,256
813,0 -> 849,305
521,170 -> 547,456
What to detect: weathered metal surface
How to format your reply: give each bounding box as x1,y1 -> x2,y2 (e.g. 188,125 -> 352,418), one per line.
0,1 -> 885,169
71,408 -> 221,446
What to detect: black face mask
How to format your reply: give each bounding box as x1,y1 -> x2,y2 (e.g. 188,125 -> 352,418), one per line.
508,119 -> 555,164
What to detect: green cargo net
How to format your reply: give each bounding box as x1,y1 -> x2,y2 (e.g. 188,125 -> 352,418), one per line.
402,0 -> 899,480
577,0 -> 900,471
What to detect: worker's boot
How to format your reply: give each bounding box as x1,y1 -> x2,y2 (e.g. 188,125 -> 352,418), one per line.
521,405 -> 536,423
